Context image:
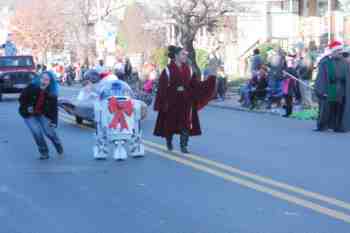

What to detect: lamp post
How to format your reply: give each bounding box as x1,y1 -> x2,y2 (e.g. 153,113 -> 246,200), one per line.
328,0 -> 332,42
96,0 -> 104,60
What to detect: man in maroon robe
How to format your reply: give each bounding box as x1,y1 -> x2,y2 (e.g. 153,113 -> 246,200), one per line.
154,46 -> 216,153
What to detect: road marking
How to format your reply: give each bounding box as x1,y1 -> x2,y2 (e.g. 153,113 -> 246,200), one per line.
146,146 -> 350,224
144,141 -> 350,213
59,113 -> 350,224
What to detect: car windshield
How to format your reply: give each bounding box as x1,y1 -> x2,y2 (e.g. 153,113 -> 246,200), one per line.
0,57 -> 34,68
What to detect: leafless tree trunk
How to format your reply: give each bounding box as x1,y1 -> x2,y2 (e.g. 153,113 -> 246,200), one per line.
164,0 -> 242,75
63,0 -> 125,66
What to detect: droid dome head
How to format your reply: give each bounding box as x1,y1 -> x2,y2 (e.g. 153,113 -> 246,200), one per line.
83,69 -> 101,84
99,79 -> 133,100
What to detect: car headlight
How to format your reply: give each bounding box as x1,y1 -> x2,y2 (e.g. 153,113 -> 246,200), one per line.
3,75 -> 10,80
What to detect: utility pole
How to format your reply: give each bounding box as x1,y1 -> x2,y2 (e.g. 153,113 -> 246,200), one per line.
96,0 -> 103,61
328,0 -> 332,42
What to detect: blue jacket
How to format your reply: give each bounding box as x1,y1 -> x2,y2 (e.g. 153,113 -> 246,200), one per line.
1,41 -> 17,56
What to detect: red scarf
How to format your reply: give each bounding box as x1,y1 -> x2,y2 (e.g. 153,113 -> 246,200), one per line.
34,90 -> 46,115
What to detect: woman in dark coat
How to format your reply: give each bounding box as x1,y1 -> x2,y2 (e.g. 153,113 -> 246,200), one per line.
154,46 -> 216,153
19,71 -> 64,160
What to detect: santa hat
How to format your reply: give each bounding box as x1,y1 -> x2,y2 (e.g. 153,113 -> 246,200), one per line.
328,40 -> 344,54
100,72 -> 119,82
100,71 -> 112,79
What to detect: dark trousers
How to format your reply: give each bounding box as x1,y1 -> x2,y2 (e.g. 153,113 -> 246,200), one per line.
166,129 -> 189,147
284,95 -> 293,116
295,82 -> 302,103
318,100 -> 345,131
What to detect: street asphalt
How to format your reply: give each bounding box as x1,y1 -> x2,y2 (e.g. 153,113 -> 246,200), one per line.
1,86 -> 350,233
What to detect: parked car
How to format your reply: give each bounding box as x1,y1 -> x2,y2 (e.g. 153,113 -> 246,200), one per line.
0,56 -> 36,101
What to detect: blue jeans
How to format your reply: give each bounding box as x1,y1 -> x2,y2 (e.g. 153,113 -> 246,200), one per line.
24,116 -> 62,155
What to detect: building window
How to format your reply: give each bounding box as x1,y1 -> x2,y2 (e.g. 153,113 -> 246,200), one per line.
317,0 -> 328,16
270,0 -> 299,13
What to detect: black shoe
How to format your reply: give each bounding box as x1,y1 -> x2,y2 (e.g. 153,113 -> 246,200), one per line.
166,142 -> 173,151
166,138 -> 173,151
334,129 -> 346,133
180,131 -> 189,154
313,128 -> 326,132
55,144 -> 63,154
181,146 -> 189,154
55,144 -> 64,158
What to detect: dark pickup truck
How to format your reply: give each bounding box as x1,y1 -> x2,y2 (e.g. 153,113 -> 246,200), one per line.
0,56 -> 36,101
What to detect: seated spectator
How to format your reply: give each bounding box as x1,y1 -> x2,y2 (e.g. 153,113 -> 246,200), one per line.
217,66 -> 228,101
250,66 -> 269,109
266,78 -> 284,109
239,66 -> 268,108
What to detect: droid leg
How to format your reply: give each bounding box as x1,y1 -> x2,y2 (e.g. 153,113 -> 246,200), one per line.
94,126 -> 108,160
131,121 -> 145,158
113,140 -> 128,161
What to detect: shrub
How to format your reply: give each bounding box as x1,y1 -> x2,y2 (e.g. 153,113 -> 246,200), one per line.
195,49 -> 209,71
150,47 -> 168,70
256,43 -> 279,63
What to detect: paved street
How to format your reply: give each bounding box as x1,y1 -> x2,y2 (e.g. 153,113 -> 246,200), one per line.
1,87 -> 350,233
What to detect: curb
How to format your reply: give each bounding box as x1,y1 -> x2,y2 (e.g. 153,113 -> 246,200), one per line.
208,102 -> 317,121
208,101 -> 281,116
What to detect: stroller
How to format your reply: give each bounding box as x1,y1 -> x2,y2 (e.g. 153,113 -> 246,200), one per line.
94,79 -> 146,160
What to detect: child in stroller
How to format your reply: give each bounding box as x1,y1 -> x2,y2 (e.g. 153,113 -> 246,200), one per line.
239,66 -> 269,109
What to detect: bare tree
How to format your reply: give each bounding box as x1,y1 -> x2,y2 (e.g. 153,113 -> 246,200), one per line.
338,0 -> 350,11
10,0 -> 65,63
63,0 -> 125,66
164,0 -> 241,74
119,3 -> 166,58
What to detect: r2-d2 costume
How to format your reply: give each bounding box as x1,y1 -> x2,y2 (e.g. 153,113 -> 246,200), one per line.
93,77 -> 147,160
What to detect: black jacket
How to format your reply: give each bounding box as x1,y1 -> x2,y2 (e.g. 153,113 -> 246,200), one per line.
18,84 -> 58,125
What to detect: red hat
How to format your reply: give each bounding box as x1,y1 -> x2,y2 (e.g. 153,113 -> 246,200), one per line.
328,40 -> 343,53
100,71 -> 112,79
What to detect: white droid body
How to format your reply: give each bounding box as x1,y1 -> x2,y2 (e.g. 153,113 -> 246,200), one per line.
93,79 -> 146,160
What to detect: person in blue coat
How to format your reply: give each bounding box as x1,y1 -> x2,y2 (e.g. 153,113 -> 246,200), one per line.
1,34 -> 17,56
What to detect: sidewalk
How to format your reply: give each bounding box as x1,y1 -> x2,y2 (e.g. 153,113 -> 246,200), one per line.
209,93 -> 282,116
209,92 -> 317,120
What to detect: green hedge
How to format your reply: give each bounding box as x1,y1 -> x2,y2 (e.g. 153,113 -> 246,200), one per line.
195,49 -> 209,71
150,47 -> 168,70
151,48 -> 210,72
256,43 -> 279,63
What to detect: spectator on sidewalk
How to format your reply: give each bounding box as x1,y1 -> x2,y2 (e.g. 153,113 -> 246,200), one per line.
19,71 -> 64,160
203,57 -> 219,80
1,33 -> 17,56
315,41 -> 350,132
95,59 -> 107,74
239,66 -> 268,108
217,66 -> 228,101
124,58 -> 133,80
250,66 -> 269,109
297,55 -> 313,109
250,48 -> 263,75
80,64 -> 88,81
282,56 -> 298,117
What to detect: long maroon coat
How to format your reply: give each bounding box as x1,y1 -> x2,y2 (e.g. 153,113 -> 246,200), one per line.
153,61 -> 216,138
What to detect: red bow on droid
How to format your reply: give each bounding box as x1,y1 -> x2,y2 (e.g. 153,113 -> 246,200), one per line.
108,97 -> 133,130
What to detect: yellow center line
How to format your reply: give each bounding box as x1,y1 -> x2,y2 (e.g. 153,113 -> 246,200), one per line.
59,113 -> 350,224
146,146 -> 350,224
144,141 -> 350,213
